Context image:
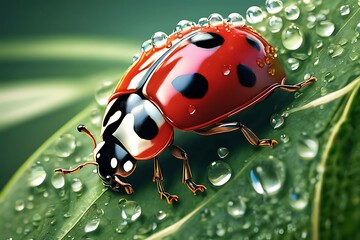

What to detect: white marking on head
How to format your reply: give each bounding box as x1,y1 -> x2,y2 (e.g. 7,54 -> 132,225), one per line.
123,160 -> 134,172
94,141 -> 106,160
110,158 -> 118,169
101,110 -> 122,136
143,100 -> 165,126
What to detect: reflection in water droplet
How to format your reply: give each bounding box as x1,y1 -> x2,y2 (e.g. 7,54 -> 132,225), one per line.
266,0 -> 283,14
282,24 -> 303,50
339,5 -> 350,16
249,158 -> 286,196
151,32 -> 168,48
227,197 -> 246,218
198,17 -> 209,27
316,21 -> 335,37
95,80 -> 114,106
51,173 -> 65,189
246,6 -> 264,24
120,200 -> 142,222
217,147 -> 229,159
208,13 -> 224,27
84,219 -> 100,233
54,133 -> 76,158
227,13 -> 246,27
28,166 -> 47,187
284,5 -> 300,20
289,188 -> 309,210
280,134 -> 290,143
15,199 -> 25,212
71,178 -> 83,193
208,161 -> 232,186
296,133 -> 319,160
268,16 -> 283,33
270,113 -> 284,129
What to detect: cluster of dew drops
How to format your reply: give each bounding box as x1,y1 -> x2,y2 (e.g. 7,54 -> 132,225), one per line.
13,0 -> 360,238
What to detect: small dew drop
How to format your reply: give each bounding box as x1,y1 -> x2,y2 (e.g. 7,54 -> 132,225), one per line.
282,24 -> 304,50
315,39 -> 323,49
119,200 -> 142,222
249,158 -> 286,196
84,219 -> 100,233
28,166 -> 47,187
198,17 -> 209,27
54,133 -> 76,158
95,80 -> 114,106
289,188 -> 309,210
280,134 -> 290,143
208,161 -> 232,186
208,13 -> 224,26
330,45 -> 344,58
221,65 -> 231,76
156,210 -> 167,221
141,39 -> 152,52
227,197 -> 246,218
316,21 -> 335,37
227,13 -> 246,27
356,22 -> 360,35
188,105 -> 196,115
296,133 -> 319,160
270,113 -> 285,129
284,5 -> 300,20
71,178 -> 83,193
15,199 -> 25,212
151,32 -> 168,48
175,20 -> 194,32
339,5 -> 350,17
51,173 -> 65,189
246,6 -> 264,24
132,53 -> 141,62
217,147 -> 229,159
314,56 -> 320,66
265,0 -> 283,14
116,220 -> 128,234
324,72 -> 335,82
32,213 -> 42,227
268,16 -> 283,33
287,58 -> 300,71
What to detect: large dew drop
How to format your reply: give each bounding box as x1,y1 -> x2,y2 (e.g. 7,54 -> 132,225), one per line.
84,219 -> 100,233
249,158 -> 286,196
151,32 -> 168,48
95,80 -> 114,106
316,21 -> 335,37
284,5 -> 300,20
28,166 -> 47,187
51,173 -> 65,189
208,13 -> 224,27
246,6 -> 264,24
71,178 -> 83,193
296,133 -> 319,160
119,200 -> 142,222
207,160 -> 232,186
227,13 -> 246,27
282,24 -> 304,50
54,133 -> 76,158
265,0 -> 283,14
175,20 -> 194,32
268,16 -> 283,33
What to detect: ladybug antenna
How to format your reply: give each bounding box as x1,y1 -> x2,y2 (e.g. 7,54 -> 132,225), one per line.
77,124 -> 97,149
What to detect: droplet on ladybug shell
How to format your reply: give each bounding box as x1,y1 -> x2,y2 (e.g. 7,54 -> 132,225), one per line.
175,20 -> 194,32
151,32 -> 168,48
141,39 -> 152,52
221,65 -> 231,76
198,17 -> 209,27
208,13 -> 224,27
227,13 -> 246,27
188,105 -> 196,115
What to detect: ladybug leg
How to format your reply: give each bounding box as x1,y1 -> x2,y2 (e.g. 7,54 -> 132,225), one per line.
153,157 -> 179,204
113,175 -> 134,195
195,122 -> 277,148
55,162 -> 98,175
278,77 -> 317,92
169,145 -> 207,194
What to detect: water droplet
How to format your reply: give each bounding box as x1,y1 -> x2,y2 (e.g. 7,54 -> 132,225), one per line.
296,133 -> 319,160
282,24 -> 303,50
316,21 -> 335,37
54,133 -> 76,158
15,199 -> 25,212
246,6 -> 264,24
286,58 -> 300,71
51,173 -> 65,189
217,147 -> 229,159
266,0 -> 283,14
116,220 -> 128,234
284,5 -> 300,20
227,197 -> 246,218
156,210 -> 167,221
32,213 -> 42,227
289,188 -> 309,210
84,219 -> 100,233
90,108 -> 102,126
151,32 -> 168,48
141,39 -> 152,52
249,158 -> 286,196
198,17 -> 209,27
339,5 -> 350,16
216,223 -> 227,237
188,105 -> 196,114
268,16 -> 283,33
208,13 -> 223,26
270,113 -> 284,129
349,50 -> 359,61
227,13 -> 246,27
207,160 -> 232,186
175,20 -> 194,32
324,72 -> 335,82
71,178 -> 83,193
314,56 -> 320,66
221,65 -> 231,76
132,53 -> 141,62
356,22 -> 360,35
330,45 -> 344,58
95,80 -> 114,106
28,166 -> 47,187
315,39 -> 323,49
280,134 -> 290,143
119,200 -> 142,222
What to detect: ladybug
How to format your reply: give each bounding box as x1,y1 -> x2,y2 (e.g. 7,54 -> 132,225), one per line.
56,14 -> 316,204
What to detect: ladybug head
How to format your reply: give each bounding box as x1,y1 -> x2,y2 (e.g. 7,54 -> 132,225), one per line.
77,125 -> 137,186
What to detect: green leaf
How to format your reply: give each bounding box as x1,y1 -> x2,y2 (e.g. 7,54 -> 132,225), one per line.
1,1 -> 359,240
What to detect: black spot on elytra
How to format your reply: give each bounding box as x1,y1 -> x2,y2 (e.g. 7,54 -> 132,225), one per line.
246,36 -> 261,51
189,32 -> 224,49
237,64 -> 256,87
172,73 -> 208,99
133,108 -> 158,140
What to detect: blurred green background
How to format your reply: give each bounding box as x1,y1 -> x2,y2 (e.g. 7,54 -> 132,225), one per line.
0,0 -> 263,189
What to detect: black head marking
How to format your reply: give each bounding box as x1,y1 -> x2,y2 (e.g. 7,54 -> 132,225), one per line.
189,32 -> 224,49
172,73 -> 208,99
133,109 -> 159,140
237,64 -> 256,87
246,36 -> 261,51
